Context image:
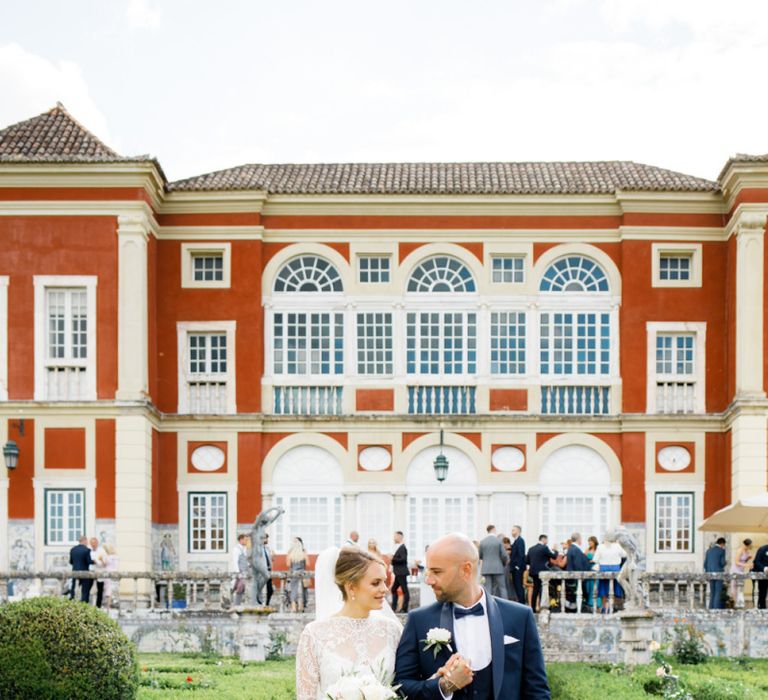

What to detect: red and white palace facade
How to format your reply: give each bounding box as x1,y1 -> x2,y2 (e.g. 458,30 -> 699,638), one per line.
0,105 -> 766,574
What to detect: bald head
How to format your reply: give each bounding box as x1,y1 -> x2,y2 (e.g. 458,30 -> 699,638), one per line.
429,533 -> 479,565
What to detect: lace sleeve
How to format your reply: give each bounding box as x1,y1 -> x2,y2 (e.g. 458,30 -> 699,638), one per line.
296,626 -> 320,700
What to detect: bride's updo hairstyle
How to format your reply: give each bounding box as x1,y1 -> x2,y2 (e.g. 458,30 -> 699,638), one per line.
335,547 -> 385,600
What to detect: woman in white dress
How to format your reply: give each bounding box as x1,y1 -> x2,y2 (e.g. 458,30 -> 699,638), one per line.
295,547 -> 402,699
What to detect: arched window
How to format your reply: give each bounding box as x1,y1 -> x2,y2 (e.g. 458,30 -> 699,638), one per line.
274,255 -> 343,293
539,256 -> 609,293
271,256 -> 344,383
407,256 -> 476,293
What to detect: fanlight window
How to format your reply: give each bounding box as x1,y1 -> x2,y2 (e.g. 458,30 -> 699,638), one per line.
540,256 -> 609,293
407,256 -> 476,293
274,256 -> 343,293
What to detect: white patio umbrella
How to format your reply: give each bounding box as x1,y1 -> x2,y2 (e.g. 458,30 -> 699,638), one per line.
698,492 -> 768,532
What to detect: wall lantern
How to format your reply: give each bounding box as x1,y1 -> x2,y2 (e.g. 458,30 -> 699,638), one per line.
3,440 -> 19,470
433,429 -> 449,483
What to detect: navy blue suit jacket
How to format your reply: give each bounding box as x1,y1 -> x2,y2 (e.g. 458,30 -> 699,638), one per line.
394,595 -> 550,700
752,545 -> 768,573
703,545 -> 726,573
69,543 -> 92,571
510,537 -> 526,571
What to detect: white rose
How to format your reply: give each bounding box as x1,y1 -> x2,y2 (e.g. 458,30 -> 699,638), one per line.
427,627 -> 451,644
649,641 -> 661,652
326,676 -> 363,700
360,680 -> 396,700
656,667 -> 667,678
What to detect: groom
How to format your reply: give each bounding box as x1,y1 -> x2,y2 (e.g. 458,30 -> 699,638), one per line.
395,533 -> 550,699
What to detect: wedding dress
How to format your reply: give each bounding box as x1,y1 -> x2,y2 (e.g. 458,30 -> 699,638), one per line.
295,546 -> 403,699
295,615 -> 402,699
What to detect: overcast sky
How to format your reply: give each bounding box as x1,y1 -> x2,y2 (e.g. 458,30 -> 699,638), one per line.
2,1 -> 767,182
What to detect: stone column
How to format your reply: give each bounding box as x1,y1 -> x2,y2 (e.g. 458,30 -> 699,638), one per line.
610,491 -> 622,529
116,215 -> 149,401
115,415 -> 153,573
477,493 -> 491,531
525,492 -> 540,540
393,492 -> 408,536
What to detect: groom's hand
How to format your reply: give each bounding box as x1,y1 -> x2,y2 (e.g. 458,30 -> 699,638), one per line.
438,654 -> 474,693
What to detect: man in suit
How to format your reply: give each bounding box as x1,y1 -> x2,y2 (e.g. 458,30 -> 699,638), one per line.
345,530 -> 360,547
565,533 -> 592,612
752,542 -> 768,609
479,525 -> 509,599
395,533 -> 550,699
509,525 -> 526,604
526,535 -> 556,613
69,535 -> 93,603
704,537 -> 727,609
392,531 -> 410,612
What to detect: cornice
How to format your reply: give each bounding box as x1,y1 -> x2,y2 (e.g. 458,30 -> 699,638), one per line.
719,162 -> 768,209
0,199 -> 158,230
618,226 -> 726,242
160,190 -> 267,215
0,162 -> 165,210
723,204 -> 768,239
615,190 -> 725,215
262,228 -> 624,242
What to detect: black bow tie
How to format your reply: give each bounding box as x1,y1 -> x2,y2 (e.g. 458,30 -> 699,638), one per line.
454,602 -> 484,618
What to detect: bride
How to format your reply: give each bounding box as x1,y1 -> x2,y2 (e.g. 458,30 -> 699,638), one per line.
295,547 -> 402,699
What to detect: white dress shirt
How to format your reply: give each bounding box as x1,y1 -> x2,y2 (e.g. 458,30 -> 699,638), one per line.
452,589 -> 493,671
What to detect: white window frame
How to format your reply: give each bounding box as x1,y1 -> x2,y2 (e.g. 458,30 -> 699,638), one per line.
405,309 -> 478,377
187,491 -> 228,553
356,311 -> 394,376
44,488 -> 85,546
272,310 -> 345,377
177,321 -> 236,414
491,255 -> 525,284
34,276 -> 97,401
181,243 -> 231,289
0,276 -> 7,400
652,243 -> 702,288
490,310 -> 527,375
654,492 -> 694,554
358,255 -> 391,284
273,493 -> 343,553
646,322 -> 706,414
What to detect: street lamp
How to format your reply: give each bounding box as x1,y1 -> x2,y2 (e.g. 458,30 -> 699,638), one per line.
433,429 -> 449,482
3,440 -> 19,470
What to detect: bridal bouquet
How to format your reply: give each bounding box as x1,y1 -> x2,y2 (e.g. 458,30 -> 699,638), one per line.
325,675 -> 398,700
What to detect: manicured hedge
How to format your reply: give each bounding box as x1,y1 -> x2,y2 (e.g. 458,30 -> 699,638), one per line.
0,597 -> 139,699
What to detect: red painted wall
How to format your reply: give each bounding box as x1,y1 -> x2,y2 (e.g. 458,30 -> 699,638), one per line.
155,240 -> 263,413
154,431 -> 178,524
147,234 -> 158,403
44,428 -> 86,469
620,433 -> 645,522
96,419 -> 116,518
7,418 -> 34,518
238,432 -> 262,522
705,432 -> 731,517
1,216 -> 118,399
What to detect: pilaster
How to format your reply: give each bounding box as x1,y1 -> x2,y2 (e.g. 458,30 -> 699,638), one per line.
730,412 -> 768,500
734,212 -> 766,398
115,415 -> 153,571
116,215 -> 149,401
343,492 -> 358,533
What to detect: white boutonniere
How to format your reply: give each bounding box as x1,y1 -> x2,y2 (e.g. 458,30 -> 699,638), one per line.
421,627 -> 453,658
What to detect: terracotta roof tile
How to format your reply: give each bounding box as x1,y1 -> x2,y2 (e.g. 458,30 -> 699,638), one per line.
168,160 -> 718,195
0,103 -> 122,162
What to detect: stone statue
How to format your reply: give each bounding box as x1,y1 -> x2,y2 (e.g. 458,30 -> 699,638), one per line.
605,526 -> 645,610
160,533 -> 176,571
251,507 -> 284,605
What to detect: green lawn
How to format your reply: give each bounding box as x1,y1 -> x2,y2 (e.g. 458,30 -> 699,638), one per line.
137,654 -> 768,699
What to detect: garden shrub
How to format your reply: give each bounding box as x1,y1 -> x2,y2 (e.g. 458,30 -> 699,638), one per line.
0,597 -> 139,699
672,624 -> 709,665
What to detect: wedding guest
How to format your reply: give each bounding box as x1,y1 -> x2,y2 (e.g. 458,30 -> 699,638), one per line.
593,535 -> 625,612
478,525 -> 509,599
90,537 -> 107,608
345,530 -> 360,546
287,537 -> 308,612
565,532 -> 592,612
103,544 -> 119,609
730,538 -> 753,605
526,534 -> 556,612
508,525 -> 526,604
502,537 -> 514,600
231,533 -> 248,605
753,541 -> 768,609
585,536 -> 599,608
391,531 -> 410,612
704,537 -> 727,609
69,536 -> 93,603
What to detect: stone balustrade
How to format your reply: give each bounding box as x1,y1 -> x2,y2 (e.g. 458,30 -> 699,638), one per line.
0,570 -> 315,613
538,570 -> 768,614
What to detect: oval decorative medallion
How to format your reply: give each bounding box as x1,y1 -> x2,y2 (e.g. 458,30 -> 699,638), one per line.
190,444 -> 226,472
491,446 -> 525,472
358,446 -> 392,471
657,445 -> 691,472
